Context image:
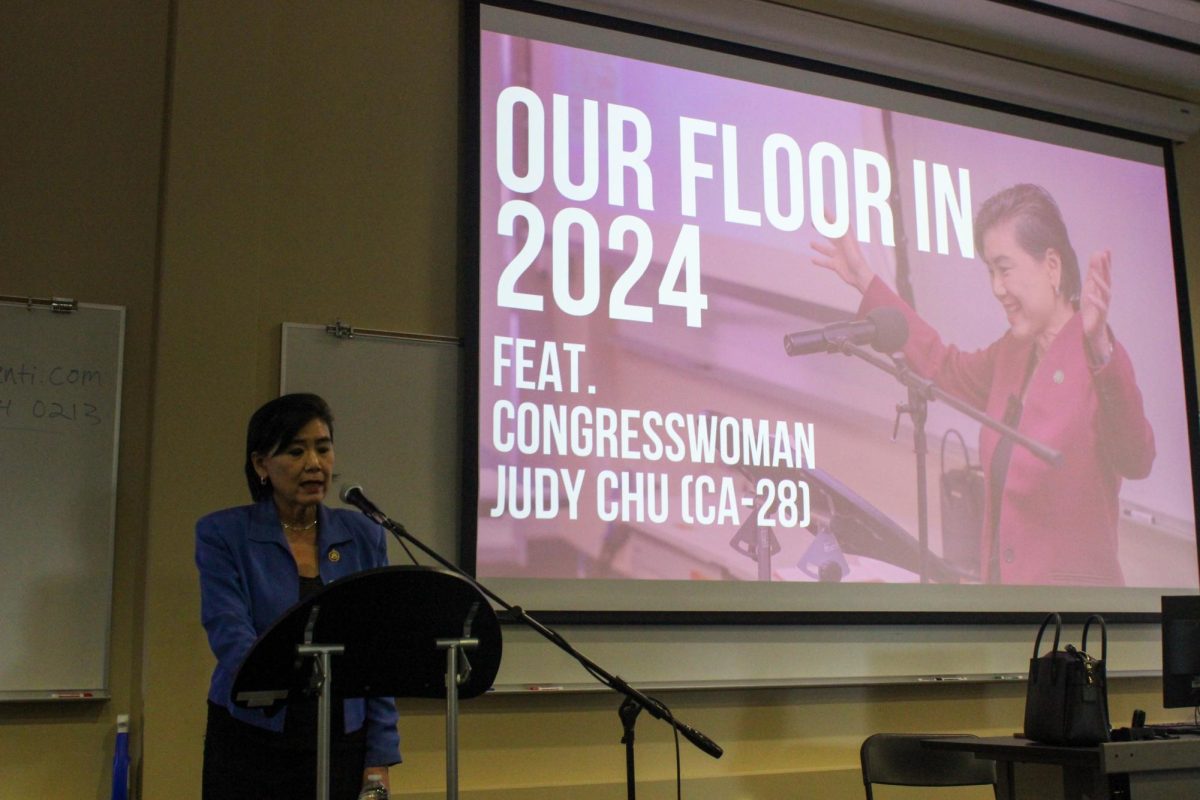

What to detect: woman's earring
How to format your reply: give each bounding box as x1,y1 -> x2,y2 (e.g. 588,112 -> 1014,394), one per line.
260,475 -> 267,485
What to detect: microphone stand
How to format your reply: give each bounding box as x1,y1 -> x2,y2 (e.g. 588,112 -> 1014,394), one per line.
619,697 -> 642,799
349,501 -> 723,799
832,340 -> 1060,583
891,354 -> 931,582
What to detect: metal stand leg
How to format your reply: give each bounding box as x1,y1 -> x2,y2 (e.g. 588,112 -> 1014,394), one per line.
755,526 -> 772,581
296,642 -> 345,800
437,636 -> 479,800
892,355 -> 932,583
619,697 -> 642,800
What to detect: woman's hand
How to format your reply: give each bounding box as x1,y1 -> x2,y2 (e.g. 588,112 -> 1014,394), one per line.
1081,249 -> 1114,363
810,235 -> 875,294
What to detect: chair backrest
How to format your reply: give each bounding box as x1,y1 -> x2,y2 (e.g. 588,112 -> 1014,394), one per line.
860,733 -> 999,800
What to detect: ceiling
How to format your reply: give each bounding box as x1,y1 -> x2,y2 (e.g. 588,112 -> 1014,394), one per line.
783,0 -> 1200,104
553,0 -> 1199,138
1049,0 -> 1200,43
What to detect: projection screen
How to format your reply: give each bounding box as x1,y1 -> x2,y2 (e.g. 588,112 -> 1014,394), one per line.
466,1 -> 1199,620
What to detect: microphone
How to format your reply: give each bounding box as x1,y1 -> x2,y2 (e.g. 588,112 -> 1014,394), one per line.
783,306 -> 908,356
679,721 -> 724,759
635,693 -> 725,759
338,484 -> 385,520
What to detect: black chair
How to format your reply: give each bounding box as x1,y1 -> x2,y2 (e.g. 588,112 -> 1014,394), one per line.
860,733 -> 1000,799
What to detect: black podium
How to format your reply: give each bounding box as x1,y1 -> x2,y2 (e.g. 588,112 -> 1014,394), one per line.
232,565 -> 501,800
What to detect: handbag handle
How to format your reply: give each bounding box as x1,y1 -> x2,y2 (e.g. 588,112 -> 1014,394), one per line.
1032,612 -> 1062,658
940,428 -> 975,477
1029,612 -> 1062,683
1081,614 -> 1107,661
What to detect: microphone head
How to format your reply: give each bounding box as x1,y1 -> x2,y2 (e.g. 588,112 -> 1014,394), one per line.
338,483 -> 364,504
866,307 -> 909,353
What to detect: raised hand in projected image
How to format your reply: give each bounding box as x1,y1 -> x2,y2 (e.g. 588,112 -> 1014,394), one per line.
1081,249 -> 1115,365
809,234 -> 876,295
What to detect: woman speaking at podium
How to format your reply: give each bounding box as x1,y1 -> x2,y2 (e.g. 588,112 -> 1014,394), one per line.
809,184 -> 1155,586
196,393 -> 400,798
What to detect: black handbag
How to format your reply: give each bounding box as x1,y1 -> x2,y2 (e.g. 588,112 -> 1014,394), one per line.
1023,613 -> 1110,746
939,429 -> 984,579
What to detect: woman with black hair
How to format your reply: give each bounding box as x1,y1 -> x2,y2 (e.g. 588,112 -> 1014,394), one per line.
196,393 -> 400,798
810,184 -> 1155,586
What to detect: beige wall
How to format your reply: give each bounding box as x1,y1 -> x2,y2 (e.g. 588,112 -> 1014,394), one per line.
0,1 -> 167,796
1,1 -> 1196,797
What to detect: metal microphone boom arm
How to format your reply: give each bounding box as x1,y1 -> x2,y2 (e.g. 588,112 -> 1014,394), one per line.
341,488 -> 724,766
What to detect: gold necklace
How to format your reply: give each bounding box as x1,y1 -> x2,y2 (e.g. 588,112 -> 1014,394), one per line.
281,518 -> 318,532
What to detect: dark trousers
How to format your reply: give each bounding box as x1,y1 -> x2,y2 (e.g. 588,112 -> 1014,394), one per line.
203,702 -> 367,800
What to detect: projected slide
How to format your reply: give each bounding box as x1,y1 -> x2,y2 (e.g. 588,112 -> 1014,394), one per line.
472,5 -> 1197,595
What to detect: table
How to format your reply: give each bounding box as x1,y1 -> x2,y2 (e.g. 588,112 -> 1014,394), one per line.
925,735 -> 1200,800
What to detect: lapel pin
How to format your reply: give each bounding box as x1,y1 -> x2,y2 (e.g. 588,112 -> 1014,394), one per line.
328,549 -> 341,563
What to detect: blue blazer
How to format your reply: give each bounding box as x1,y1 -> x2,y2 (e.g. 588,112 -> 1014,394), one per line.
196,499 -> 401,766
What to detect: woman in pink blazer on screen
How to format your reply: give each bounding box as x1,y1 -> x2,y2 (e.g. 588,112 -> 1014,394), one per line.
810,184 -> 1155,586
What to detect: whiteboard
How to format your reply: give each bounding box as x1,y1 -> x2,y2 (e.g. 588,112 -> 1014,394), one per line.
0,300 -> 124,700
279,321 -> 1165,691
280,324 -> 465,571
